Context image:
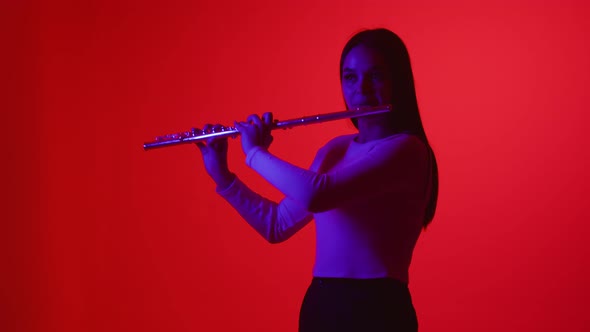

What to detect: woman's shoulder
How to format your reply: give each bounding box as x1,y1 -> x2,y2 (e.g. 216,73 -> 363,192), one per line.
384,132 -> 425,146
366,132 -> 429,159
322,134 -> 356,148
312,134 -> 355,160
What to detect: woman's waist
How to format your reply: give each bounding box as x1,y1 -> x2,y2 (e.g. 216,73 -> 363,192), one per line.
312,262 -> 410,284
311,276 -> 407,286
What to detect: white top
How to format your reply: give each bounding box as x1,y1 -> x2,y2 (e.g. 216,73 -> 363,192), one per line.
217,133 -> 432,283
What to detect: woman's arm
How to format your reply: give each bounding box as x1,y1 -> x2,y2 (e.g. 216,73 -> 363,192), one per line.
195,121 -> 313,243
215,134 -> 327,243
246,134 -> 429,213
217,176 -> 313,244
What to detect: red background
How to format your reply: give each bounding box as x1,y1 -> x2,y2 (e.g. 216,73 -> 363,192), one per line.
4,0 -> 590,331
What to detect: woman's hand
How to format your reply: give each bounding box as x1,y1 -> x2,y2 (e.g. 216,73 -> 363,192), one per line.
195,124 -> 235,189
234,112 -> 274,156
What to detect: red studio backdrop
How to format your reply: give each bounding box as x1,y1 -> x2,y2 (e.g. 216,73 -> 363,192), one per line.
5,0 -> 590,331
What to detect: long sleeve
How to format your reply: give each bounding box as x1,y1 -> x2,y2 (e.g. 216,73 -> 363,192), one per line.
216,177 -> 313,243
245,133 -> 429,213
215,141 -> 341,243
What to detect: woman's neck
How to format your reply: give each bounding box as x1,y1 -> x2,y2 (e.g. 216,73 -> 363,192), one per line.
355,119 -> 398,143
355,125 -> 397,143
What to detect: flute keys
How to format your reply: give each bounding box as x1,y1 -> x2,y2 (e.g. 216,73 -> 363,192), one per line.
155,134 -> 177,141
191,128 -> 208,136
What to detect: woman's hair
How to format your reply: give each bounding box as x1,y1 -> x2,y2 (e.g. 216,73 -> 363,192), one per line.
339,28 -> 439,228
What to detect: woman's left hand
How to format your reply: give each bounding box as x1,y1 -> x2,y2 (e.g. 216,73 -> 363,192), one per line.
234,112 -> 274,155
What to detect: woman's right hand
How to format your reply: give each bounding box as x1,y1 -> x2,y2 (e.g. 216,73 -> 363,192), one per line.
195,124 -> 235,190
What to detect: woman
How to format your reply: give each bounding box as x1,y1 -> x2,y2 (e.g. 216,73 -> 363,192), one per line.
196,28 -> 438,332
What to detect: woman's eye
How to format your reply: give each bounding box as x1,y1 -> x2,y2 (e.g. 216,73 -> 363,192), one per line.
343,74 -> 356,81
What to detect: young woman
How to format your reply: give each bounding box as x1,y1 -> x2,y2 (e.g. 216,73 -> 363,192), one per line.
196,28 -> 438,332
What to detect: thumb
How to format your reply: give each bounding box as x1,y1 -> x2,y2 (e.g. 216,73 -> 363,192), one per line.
264,135 -> 273,148
195,142 -> 207,154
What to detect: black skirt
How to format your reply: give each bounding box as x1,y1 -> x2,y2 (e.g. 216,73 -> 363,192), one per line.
299,277 -> 418,332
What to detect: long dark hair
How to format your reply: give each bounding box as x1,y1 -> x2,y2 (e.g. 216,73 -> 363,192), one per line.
339,28 -> 439,228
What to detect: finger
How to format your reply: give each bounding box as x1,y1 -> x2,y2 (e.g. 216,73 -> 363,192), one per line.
195,141 -> 206,153
261,112 -> 273,137
262,112 -> 273,126
207,136 -> 228,146
247,114 -> 263,129
264,135 -> 274,147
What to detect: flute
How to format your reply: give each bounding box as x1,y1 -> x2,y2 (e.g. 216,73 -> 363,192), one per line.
143,105 -> 392,150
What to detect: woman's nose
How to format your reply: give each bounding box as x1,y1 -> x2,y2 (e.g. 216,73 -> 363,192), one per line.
359,76 -> 374,95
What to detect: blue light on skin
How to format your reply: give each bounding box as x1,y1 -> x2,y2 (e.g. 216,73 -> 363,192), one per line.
341,45 -> 395,143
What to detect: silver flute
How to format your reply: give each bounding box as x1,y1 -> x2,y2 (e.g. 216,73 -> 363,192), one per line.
143,105 -> 392,150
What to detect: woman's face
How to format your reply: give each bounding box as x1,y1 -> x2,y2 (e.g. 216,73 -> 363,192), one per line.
341,45 -> 393,109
